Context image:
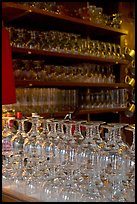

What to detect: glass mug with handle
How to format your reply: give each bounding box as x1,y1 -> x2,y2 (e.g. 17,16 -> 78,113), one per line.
125,75 -> 135,87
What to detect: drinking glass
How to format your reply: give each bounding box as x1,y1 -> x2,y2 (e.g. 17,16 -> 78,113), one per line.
125,125 -> 135,159
23,114 -> 40,157
81,122 -> 98,151
119,89 -> 128,108
91,121 -> 106,148
85,89 -> 92,109
99,90 -> 106,108
13,28 -> 27,48
22,115 -> 45,194
2,117 -> 15,165
111,43 -> 116,58
115,44 -> 122,59
95,7 -> 103,24
101,125 -> 120,153
104,90 -> 112,108
88,5 -> 96,22
106,43 -> 112,58
21,60 -> 34,81
26,30 -> 40,49
72,121 -> 85,144
112,13 -> 122,29
111,89 -> 120,108
100,42 -> 107,58
12,59 -> 23,81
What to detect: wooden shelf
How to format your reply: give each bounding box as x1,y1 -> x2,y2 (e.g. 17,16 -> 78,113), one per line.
2,2 -> 128,37
12,47 -> 128,65
15,80 -> 130,89
2,2 -> 130,120
78,108 -> 127,115
31,108 -> 128,118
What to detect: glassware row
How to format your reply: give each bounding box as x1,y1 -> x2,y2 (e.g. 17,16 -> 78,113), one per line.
8,27 -> 128,59
80,88 -> 128,109
3,88 -> 78,115
3,88 -> 128,115
2,115 -> 135,202
17,2 -> 122,29
13,59 -> 116,83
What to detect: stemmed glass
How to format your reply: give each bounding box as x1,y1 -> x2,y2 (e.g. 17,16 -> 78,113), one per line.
91,121 -> 106,149
124,125 -> 135,159
112,13 -> 122,29
72,121 -> 85,144
106,65 -> 115,83
56,122 -> 83,201
22,114 -> 44,195
13,28 -> 27,48
94,7 -> 103,24
26,30 -> 40,49
88,5 -> 96,22
101,124 -> 120,153
33,60 -> 43,81
107,123 -> 129,154
63,121 -> 76,145
12,59 -> 23,80
2,116 -> 15,186
2,117 -> 15,154
6,114 -> 29,191
81,122 -> 98,152
21,60 -> 34,81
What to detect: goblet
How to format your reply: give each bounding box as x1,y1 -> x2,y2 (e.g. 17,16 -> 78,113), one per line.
101,124 -> 120,153
2,117 -> 15,159
124,125 -> 135,159
2,116 -> 15,183
107,123 -> 129,155
12,59 -> 23,81
73,121 -> 85,144
91,121 -> 106,148
95,7 -> 103,24
81,122 -> 97,151
26,30 -> 40,49
88,5 -> 96,22
13,28 -> 27,48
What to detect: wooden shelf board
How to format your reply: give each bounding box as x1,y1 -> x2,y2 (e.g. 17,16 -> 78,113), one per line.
2,2 -> 128,36
12,47 -> 128,65
26,108 -> 127,118
15,80 -> 130,89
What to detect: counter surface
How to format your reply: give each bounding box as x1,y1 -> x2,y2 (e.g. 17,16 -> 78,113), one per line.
2,187 -> 40,202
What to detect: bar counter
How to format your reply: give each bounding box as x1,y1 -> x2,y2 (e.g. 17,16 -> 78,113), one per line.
2,187 -> 40,202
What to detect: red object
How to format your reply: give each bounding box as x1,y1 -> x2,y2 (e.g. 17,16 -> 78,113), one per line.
2,27 -> 16,105
16,112 -> 23,119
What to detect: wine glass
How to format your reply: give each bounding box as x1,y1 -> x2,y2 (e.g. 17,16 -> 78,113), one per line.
88,5 -> 96,22
95,7 -> 103,24
81,122 -> 98,152
13,28 -> 27,48
26,30 -> 40,49
107,123 -> 129,154
2,117 -> 15,163
72,121 -> 85,144
2,116 -> 15,186
100,124 -> 120,153
91,121 -> 106,149
124,125 -> 135,160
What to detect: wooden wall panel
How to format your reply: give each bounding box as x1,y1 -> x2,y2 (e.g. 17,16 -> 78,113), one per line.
118,2 -> 135,126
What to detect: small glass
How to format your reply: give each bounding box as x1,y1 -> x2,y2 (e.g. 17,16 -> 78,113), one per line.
26,30 -> 40,49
